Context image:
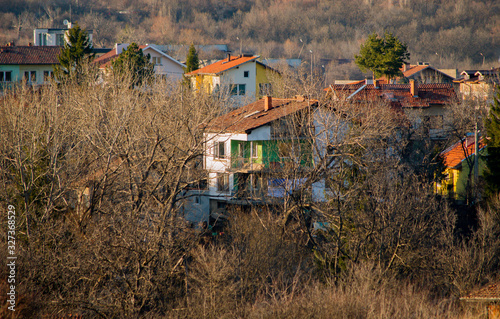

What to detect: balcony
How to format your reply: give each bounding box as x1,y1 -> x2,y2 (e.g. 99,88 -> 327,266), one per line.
230,157 -> 264,172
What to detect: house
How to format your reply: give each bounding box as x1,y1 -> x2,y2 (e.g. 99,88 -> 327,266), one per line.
185,53 -> 279,106
349,62 -> 456,85
34,25 -> 94,47
94,43 -> 186,82
152,44 -> 229,62
326,79 -> 459,139
400,62 -> 456,84
455,68 -> 499,102
0,44 -> 61,90
203,96 -> 319,214
435,135 -> 486,200
461,280 -> 500,319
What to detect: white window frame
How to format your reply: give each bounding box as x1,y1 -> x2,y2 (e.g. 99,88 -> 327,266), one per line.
152,57 -> 162,65
24,71 -> 36,83
0,71 -> 12,82
230,84 -> 246,96
43,71 -> 53,82
217,173 -> 230,193
214,141 -> 226,159
251,142 -> 258,158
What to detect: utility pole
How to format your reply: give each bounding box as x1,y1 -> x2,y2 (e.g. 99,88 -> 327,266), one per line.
237,37 -> 242,55
310,50 -> 313,88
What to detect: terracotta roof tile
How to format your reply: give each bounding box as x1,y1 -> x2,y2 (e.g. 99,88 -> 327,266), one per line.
327,83 -> 458,108
0,46 -> 62,64
462,281 -> 500,301
94,48 -> 118,66
403,65 -> 429,78
441,136 -> 486,168
347,64 -> 453,85
185,55 -> 259,76
94,45 -> 164,68
206,97 -> 317,133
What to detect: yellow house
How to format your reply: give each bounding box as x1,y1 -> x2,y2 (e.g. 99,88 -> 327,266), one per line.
436,136 -> 486,200
185,53 -> 279,105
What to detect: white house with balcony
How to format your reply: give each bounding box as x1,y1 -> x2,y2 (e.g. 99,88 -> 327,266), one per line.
203,96 -> 326,214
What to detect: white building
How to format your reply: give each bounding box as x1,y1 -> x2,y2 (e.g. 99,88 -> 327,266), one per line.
185,54 -> 278,107
34,26 -> 93,47
94,43 -> 186,82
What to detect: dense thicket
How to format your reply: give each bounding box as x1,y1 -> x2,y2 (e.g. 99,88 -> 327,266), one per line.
0,64 -> 499,317
1,0 -> 498,70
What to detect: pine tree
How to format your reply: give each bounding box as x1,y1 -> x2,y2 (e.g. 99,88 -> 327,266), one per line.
355,32 -> 410,82
185,44 -> 200,73
54,23 -> 94,82
111,43 -> 154,87
485,89 -> 500,197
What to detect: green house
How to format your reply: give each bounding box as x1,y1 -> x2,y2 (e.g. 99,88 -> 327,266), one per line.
0,45 -> 61,91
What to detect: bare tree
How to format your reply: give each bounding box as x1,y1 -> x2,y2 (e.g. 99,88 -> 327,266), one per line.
0,65 -> 227,317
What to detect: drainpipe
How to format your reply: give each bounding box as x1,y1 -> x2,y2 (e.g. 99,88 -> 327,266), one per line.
250,141 -> 253,171
474,121 -> 479,187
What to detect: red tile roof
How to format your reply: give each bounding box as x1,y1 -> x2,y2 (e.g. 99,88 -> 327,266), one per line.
462,281 -> 500,301
185,54 -> 259,76
205,97 -> 317,133
347,64 -> 453,85
94,48 -> 118,66
441,136 -> 486,169
403,65 -> 429,78
94,45 -> 153,68
0,46 -> 62,64
327,83 -> 458,108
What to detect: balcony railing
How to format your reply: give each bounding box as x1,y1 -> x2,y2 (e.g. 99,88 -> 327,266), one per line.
231,157 -> 265,171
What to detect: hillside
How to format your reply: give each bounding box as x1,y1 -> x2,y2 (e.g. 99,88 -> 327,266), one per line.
0,0 -> 499,71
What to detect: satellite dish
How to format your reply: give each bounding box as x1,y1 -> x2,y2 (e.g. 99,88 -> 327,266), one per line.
63,19 -> 69,26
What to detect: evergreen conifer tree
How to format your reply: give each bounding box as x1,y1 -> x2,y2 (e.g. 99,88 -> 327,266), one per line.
485,89 -> 500,197
355,32 -> 410,82
111,43 -> 154,87
185,44 -> 200,73
54,23 -> 94,82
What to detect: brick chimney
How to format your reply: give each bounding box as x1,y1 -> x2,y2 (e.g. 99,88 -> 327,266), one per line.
264,96 -> 272,111
410,79 -> 418,97
403,62 -> 409,73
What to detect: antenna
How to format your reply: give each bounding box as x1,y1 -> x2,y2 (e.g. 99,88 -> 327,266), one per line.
63,19 -> 69,25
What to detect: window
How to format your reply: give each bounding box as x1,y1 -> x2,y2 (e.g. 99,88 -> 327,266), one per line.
193,196 -> 200,204
0,71 -> 12,82
229,84 -> 246,96
259,83 -> 273,95
238,143 -> 246,158
230,84 -> 238,95
214,141 -> 226,159
278,142 -> 301,160
43,71 -> 53,82
57,34 -> 65,46
152,57 -> 162,65
217,173 -> 229,192
24,71 -> 36,83
251,142 -> 258,158
251,174 -> 265,192
244,71 -> 249,77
